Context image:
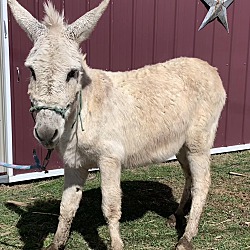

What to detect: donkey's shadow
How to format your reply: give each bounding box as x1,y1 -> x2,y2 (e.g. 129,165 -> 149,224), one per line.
6,180 -> 179,250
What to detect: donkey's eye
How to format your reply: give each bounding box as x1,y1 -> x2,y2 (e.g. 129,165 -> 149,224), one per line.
66,69 -> 79,82
29,67 -> 36,81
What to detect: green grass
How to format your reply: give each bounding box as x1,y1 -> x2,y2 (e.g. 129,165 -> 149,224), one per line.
0,151 -> 249,250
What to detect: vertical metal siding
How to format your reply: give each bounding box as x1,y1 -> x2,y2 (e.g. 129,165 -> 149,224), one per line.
8,0 -> 250,172
243,42 -> 250,144
110,0 -> 133,71
225,2 -> 249,146
88,0 -> 111,70
153,0 -> 176,63
132,0 -> 155,68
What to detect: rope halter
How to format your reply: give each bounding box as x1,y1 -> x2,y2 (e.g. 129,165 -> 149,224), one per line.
29,90 -> 84,131
29,105 -> 69,119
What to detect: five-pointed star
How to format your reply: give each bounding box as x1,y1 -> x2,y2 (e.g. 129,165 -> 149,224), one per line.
198,0 -> 234,32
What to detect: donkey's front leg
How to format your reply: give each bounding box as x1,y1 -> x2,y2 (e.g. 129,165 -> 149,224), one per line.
99,157 -> 123,250
45,167 -> 89,250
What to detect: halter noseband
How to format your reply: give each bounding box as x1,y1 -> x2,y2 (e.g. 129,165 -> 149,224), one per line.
29,105 -> 69,119
29,91 -> 84,131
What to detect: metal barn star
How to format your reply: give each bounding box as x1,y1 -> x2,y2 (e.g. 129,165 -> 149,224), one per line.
199,0 -> 234,32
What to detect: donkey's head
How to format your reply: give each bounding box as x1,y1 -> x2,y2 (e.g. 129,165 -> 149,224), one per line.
8,0 -> 110,149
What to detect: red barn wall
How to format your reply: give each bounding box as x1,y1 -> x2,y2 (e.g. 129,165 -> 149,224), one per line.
8,0 -> 250,173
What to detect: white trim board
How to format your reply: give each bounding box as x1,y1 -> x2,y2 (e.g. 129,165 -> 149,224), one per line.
1,0 -> 14,179
210,144 -> 250,154
167,143 -> 250,160
8,168 -> 64,183
1,143 -> 249,183
0,1 -> 6,172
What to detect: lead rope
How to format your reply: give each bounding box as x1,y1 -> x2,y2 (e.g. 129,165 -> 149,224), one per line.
78,90 -> 84,131
40,149 -> 53,173
0,149 -> 53,172
71,90 -> 84,131
73,89 -> 85,169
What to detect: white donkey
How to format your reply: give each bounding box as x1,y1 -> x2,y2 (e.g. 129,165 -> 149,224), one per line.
8,0 -> 226,249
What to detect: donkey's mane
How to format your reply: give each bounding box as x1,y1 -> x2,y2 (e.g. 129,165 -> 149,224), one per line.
43,1 -> 65,28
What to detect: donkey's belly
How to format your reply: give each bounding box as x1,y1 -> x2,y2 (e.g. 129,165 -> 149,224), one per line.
123,134 -> 185,168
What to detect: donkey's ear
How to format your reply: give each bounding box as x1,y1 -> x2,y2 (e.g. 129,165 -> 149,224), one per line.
8,0 -> 47,42
65,0 -> 110,43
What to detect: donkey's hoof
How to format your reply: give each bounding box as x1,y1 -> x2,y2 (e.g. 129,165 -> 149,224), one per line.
175,236 -> 193,250
167,214 -> 177,227
167,214 -> 186,229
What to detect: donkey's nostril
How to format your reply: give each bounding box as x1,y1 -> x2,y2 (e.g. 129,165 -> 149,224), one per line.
35,128 -> 44,142
51,129 -> 59,142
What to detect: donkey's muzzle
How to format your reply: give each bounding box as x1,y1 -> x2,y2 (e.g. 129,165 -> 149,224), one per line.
35,127 -> 59,148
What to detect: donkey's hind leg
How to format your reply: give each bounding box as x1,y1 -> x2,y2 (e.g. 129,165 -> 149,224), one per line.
176,146 -> 192,217
176,149 -> 211,250
168,146 -> 192,230
175,107 -> 220,250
